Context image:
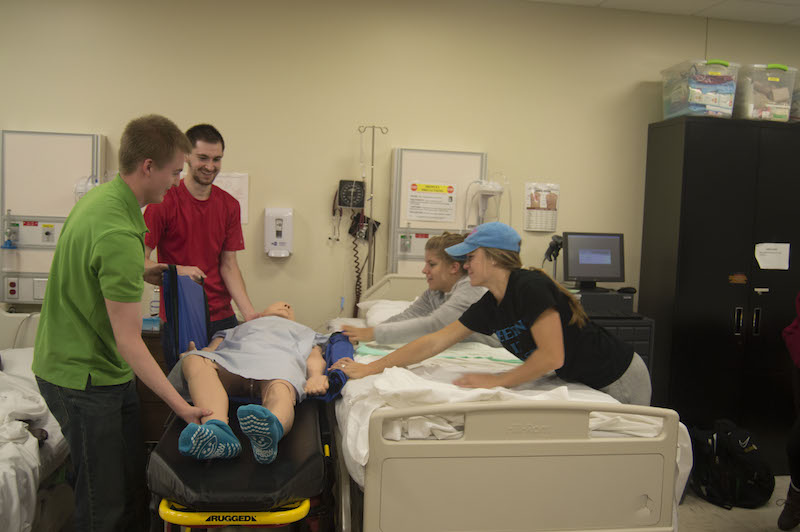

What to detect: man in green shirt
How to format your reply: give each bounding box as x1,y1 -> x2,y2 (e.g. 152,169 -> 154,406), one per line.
34,114 -> 209,531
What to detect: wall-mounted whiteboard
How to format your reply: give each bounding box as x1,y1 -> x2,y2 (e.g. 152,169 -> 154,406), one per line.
389,148 -> 486,274
2,130 -> 104,218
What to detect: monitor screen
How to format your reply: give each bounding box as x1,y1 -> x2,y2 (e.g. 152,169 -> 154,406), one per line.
562,232 -> 625,290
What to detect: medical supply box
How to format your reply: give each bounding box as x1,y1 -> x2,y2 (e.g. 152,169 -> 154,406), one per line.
661,59 -> 739,119
734,63 -> 797,122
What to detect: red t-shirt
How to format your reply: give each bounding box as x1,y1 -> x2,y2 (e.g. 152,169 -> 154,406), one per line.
144,180 -> 244,321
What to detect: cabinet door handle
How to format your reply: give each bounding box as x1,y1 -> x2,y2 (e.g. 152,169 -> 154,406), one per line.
752,307 -> 761,336
734,306 -> 744,335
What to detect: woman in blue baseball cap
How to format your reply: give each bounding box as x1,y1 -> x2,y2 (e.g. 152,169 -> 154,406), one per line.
331,222 -> 651,405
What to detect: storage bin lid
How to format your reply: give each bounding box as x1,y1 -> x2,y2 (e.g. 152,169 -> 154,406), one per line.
661,59 -> 739,78
739,64 -> 797,90
741,63 -> 798,73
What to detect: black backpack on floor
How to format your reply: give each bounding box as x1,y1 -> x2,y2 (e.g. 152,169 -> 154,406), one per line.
688,418 -> 775,509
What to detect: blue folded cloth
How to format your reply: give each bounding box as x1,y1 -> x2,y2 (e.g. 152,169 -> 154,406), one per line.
312,332 -> 352,402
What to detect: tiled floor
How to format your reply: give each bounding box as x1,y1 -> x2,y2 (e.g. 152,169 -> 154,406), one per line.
61,477 -> 795,531
678,475 -> 791,531
209,480 -> 796,532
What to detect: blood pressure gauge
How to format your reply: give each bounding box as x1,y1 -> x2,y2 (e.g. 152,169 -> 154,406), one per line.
336,180 -> 366,208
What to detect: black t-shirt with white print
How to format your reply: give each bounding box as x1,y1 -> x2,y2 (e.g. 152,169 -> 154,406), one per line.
459,269 -> 633,389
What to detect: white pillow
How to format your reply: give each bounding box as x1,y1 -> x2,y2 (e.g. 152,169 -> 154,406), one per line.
0,348 -> 35,380
364,300 -> 414,327
355,299 -> 386,313
327,317 -> 367,333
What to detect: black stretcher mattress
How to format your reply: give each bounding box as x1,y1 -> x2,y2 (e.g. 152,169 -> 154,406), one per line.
147,400 -> 325,511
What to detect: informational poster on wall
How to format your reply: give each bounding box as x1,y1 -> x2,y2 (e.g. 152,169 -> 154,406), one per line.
406,182 -> 457,223
213,172 -> 250,224
524,182 -> 560,232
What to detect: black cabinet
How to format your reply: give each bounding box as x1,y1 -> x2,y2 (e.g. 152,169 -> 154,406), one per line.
594,317 -> 655,374
139,331 -> 171,444
640,116 -> 800,473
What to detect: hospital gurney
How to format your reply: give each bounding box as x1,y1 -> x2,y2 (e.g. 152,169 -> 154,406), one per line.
147,400 -> 329,529
145,268 -> 334,530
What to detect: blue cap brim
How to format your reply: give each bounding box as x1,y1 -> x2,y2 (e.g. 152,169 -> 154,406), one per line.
445,241 -> 478,259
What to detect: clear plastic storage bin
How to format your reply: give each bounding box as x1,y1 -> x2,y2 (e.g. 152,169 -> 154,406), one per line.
734,63 -> 797,122
791,75 -> 800,121
661,59 -> 739,119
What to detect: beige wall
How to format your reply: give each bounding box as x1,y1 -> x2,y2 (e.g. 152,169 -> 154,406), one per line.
2,0 -> 800,328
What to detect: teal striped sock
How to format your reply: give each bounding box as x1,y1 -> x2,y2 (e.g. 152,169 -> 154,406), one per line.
237,404 -> 285,465
178,419 -> 242,460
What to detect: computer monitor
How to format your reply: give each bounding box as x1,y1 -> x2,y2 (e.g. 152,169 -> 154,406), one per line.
562,232 -> 625,291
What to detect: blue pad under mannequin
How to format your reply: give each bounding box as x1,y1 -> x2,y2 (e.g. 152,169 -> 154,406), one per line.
179,419 -> 242,460
162,265 -> 211,370
237,404 -> 285,464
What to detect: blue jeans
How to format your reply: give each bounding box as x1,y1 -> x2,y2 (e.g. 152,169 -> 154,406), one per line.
37,376 -> 147,532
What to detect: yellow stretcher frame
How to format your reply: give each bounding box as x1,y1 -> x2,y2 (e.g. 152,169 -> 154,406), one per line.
158,498 -> 310,527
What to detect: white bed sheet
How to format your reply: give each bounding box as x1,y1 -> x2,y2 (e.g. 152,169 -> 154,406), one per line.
335,341 -> 692,504
1,347 -> 70,532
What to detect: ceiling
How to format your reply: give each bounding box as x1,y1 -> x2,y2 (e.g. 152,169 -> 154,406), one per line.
530,0 -> 800,26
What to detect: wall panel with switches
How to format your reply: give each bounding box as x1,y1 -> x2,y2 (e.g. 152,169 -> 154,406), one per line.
4,274 -> 48,302
1,130 -> 105,304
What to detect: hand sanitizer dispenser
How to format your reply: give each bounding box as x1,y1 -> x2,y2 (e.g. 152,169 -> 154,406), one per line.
265,208 -> 293,257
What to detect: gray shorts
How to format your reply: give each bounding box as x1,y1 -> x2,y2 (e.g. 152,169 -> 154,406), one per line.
599,353 -> 652,406
167,356 -> 298,404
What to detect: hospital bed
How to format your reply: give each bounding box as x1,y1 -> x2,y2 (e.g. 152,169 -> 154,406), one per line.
0,311 -> 73,532
328,275 -> 692,532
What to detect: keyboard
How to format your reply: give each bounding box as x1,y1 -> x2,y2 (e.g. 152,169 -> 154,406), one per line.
586,309 -> 643,319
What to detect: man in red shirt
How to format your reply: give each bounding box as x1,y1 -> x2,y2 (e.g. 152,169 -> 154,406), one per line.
144,124 -> 258,337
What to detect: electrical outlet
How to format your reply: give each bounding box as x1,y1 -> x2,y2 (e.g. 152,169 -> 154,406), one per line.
6,277 -> 19,299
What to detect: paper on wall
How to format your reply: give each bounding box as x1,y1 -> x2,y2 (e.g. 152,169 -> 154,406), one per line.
524,182 -> 559,232
755,243 -> 790,270
213,172 -> 249,224
406,182 -> 457,223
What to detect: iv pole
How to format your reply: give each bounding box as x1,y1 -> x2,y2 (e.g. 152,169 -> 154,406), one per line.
358,125 -> 388,289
